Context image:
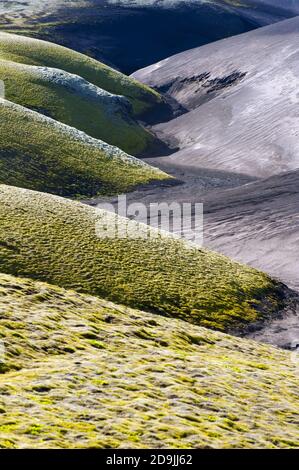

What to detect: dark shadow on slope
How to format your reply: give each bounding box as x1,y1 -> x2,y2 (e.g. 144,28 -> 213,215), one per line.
1,2 -> 261,74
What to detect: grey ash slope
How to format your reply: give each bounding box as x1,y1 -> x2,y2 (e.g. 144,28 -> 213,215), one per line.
203,170 -> 299,292
202,169 -> 299,348
133,16 -> 299,178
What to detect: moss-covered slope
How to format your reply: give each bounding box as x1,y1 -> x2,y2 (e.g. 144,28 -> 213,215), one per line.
0,99 -> 168,197
0,32 -> 163,116
0,184 -> 288,331
0,59 -> 159,155
0,272 -> 298,449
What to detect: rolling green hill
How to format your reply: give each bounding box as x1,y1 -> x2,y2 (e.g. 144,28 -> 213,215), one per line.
0,32 -> 163,116
0,99 -> 169,197
0,184 -> 289,332
0,58 -> 159,155
0,272 -> 298,449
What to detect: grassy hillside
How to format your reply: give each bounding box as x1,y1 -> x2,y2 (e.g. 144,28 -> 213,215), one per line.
0,32 -> 163,116
0,59 -> 158,155
0,184 -> 289,332
0,99 -> 168,197
0,272 -> 298,449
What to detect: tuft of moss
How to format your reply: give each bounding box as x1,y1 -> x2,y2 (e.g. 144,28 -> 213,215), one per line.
0,184 -> 288,332
0,272 -> 299,449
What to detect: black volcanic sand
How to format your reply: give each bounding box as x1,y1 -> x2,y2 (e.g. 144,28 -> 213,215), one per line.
0,1 -> 264,73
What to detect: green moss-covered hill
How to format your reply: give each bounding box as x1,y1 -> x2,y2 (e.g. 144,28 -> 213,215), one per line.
0,272 -> 298,449
0,99 -> 168,197
0,32 -> 163,116
0,58 -> 159,156
0,184 -> 289,332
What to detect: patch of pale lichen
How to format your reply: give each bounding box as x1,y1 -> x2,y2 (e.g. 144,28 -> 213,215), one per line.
0,272 -> 299,449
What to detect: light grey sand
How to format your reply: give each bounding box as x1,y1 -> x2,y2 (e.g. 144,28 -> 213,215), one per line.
133,16 -> 299,178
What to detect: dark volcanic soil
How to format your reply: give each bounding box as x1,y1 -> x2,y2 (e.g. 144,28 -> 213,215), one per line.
1,0 -> 296,74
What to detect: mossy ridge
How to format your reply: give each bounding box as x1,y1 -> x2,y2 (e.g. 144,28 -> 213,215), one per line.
0,32 -> 162,116
0,59 -> 157,155
0,99 -> 168,197
0,184 -> 287,332
0,272 -> 299,449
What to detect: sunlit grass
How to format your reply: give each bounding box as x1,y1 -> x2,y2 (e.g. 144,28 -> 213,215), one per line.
0,272 -> 298,449
0,184 -> 287,332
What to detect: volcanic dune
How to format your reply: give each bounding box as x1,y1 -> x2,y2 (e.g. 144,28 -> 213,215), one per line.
1,0 -> 298,74
203,170 -> 299,292
133,16 -> 299,178
1,271 -> 299,448
0,2 -> 299,451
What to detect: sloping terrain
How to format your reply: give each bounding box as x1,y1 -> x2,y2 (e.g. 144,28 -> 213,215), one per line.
0,184 -> 291,332
0,32 -> 163,116
0,57 -> 160,155
133,16 -> 299,178
0,98 -> 168,197
2,0 -> 298,74
1,272 -> 299,449
113,161 -> 299,297
201,169 -> 299,348
1,0 -> 299,452
203,170 -> 299,292
115,162 -> 299,299
204,170 -> 299,348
